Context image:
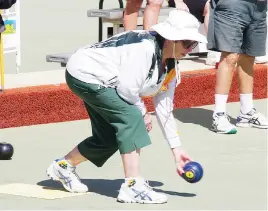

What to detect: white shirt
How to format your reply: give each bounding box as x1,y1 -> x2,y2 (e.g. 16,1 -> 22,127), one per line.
66,30 -> 181,148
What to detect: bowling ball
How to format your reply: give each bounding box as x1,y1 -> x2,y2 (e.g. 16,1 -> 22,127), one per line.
0,142 -> 14,160
182,161 -> 203,183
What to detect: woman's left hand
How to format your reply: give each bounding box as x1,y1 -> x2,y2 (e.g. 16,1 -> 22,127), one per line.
143,112 -> 152,132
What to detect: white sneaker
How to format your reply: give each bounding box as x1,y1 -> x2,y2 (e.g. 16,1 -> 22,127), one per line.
211,112 -> 237,134
236,108 -> 268,129
46,159 -> 88,193
117,178 -> 167,204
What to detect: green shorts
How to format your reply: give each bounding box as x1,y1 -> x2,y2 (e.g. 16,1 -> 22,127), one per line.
65,70 -> 151,167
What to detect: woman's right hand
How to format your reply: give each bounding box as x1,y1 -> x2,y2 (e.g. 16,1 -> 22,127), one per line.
143,112 -> 153,132
172,147 -> 193,175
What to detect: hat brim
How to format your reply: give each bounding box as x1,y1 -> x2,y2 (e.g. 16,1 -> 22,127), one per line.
151,22 -> 208,44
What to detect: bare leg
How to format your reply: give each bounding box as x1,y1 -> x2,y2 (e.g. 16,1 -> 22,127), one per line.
236,54 -> 255,114
203,0 -> 210,34
121,149 -> 141,178
236,54 -> 254,94
215,52 -> 239,94
123,0 -> 143,30
143,0 -> 163,30
64,146 -> 87,166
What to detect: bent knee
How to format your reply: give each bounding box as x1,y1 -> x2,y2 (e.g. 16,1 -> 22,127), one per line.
221,52 -> 240,68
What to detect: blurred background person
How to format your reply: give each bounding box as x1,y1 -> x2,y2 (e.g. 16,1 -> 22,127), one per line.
207,0 -> 267,134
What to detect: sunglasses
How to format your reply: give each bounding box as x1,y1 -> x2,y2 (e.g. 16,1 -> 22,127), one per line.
181,40 -> 199,49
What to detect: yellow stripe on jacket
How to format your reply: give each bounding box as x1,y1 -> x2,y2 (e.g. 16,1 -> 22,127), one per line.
160,68 -> 176,92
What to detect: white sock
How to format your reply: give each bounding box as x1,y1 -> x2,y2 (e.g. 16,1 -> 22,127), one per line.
214,94 -> 229,116
56,157 -> 74,167
240,93 -> 253,114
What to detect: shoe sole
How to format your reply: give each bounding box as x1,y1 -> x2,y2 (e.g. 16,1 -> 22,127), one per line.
211,127 -> 237,134
117,198 -> 167,204
46,163 -> 87,193
236,122 -> 268,129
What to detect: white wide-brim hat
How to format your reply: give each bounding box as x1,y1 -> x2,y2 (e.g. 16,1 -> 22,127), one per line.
151,9 -> 208,43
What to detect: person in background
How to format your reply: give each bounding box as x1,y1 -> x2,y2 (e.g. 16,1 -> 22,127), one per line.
207,0 -> 268,134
